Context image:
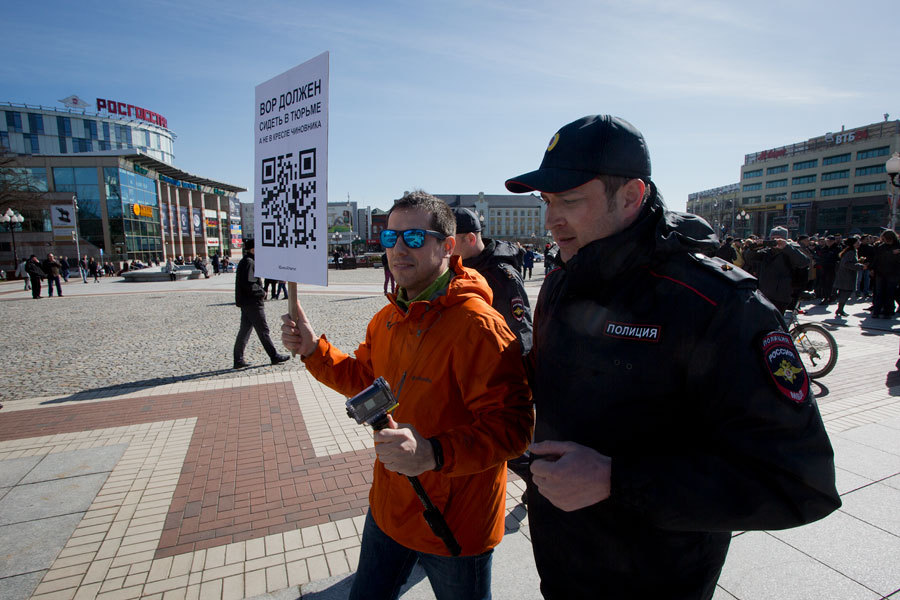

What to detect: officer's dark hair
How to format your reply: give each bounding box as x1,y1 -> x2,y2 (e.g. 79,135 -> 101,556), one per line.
389,190 -> 455,238
594,175 -> 652,211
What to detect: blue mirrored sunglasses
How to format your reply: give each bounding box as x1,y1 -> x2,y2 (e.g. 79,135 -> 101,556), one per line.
380,228 -> 446,249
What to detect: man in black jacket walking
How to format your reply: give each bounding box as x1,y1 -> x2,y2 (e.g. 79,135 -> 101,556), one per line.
233,239 -> 290,369
505,114 -> 840,600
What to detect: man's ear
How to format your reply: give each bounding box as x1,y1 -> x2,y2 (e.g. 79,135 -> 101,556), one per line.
444,235 -> 456,256
621,179 -> 646,218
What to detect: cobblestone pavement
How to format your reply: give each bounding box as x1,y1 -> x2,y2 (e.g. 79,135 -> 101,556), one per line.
0,269 -> 396,402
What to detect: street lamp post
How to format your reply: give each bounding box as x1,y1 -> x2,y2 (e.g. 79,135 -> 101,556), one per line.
1,208 -> 25,269
886,152 -> 900,230
72,195 -> 82,266
736,210 -> 750,237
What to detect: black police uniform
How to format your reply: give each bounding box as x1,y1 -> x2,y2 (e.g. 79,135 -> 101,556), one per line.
462,238 -> 533,355
527,189 -> 840,600
233,253 -> 280,365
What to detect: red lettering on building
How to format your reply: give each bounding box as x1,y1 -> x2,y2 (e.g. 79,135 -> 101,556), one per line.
94,98 -> 169,129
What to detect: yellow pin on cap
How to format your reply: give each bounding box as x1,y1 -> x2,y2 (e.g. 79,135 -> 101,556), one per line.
547,133 -> 560,152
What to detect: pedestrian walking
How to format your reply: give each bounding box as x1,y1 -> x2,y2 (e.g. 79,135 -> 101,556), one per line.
233,239 -> 290,369
89,257 -> 100,282
16,259 -> 30,290
381,252 -> 396,294
834,236 -> 866,318
59,255 -> 70,282
79,255 -> 89,283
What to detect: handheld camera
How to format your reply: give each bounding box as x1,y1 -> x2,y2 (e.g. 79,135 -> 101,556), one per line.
345,377 -> 398,431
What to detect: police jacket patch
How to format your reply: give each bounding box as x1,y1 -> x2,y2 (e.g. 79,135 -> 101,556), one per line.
511,297 -> 526,322
761,331 -> 809,405
603,321 -> 661,342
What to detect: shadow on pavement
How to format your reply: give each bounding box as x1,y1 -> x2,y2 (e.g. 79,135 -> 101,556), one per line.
885,369 -> 900,396
811,379 -> 830,399
39,367 -> 250,405
300,568 -> 428,599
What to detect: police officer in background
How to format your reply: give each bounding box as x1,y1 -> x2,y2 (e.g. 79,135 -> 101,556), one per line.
505,114 -> 841,599
451,207 -> 533,354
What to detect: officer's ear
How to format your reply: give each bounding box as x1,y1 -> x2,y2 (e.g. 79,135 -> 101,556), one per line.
620,179 -> 646,219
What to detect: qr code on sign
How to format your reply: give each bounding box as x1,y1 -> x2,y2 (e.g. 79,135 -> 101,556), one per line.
259,148 -> 317,249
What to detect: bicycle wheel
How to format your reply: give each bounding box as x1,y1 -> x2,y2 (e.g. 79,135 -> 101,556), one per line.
790,323 -> 838,379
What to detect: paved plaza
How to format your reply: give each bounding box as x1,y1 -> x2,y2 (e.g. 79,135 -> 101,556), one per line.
0,268 -> 898,599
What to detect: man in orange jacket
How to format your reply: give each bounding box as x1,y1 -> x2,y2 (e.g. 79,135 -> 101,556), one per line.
282,191 -> 533,600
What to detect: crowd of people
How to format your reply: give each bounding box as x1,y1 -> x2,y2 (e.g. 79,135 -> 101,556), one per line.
710,229 -> 899,319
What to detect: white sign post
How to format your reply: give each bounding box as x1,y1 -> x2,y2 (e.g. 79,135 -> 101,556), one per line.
253,52 -> 329,287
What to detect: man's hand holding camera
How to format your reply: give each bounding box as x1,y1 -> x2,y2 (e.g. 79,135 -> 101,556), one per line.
529,440 -> 612,512
375,415 -> 436,477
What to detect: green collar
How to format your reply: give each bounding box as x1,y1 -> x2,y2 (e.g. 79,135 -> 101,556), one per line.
396,269 -> 452,311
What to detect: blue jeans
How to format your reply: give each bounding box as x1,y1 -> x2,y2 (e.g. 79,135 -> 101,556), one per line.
349,511 -> 493,600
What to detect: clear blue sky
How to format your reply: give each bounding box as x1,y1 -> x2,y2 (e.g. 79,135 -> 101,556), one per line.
3,0 -> 897,212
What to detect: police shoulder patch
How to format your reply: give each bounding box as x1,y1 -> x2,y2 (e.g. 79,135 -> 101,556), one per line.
510,297 -> 525,321
760,331 -> 809,405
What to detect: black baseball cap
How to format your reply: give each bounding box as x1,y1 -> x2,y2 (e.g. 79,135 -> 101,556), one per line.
452,207 -> 481,234
505,115 -> 651,194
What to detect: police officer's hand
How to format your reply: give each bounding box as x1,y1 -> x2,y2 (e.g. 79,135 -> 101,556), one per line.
776,239 -> 788,249
374,414 -> 436,477
529,440 -> 611,512
281,300 -> 319,357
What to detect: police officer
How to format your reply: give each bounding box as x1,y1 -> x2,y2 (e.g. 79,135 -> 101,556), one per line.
451,207 -> 532,354
505,114 -> 841,599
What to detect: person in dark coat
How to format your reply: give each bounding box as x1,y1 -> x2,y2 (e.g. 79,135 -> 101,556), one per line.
451,207 -> 533,355
504,114 -> 839,600
42,253 -> 63,297
25,255 -> 45,299
833,236 -> 866,318
814,236 -> 839,304
743,226 -> 810,314
870,229 -> 900,318
233,238 -> 290,369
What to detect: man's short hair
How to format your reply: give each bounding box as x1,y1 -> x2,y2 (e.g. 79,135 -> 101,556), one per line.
595,175 -> 651,211
389,190 -> 455,238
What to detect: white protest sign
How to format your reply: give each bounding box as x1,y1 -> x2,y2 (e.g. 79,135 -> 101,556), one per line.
253,52 -> 329,285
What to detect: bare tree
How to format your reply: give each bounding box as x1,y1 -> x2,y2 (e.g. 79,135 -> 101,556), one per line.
0,146 -> 49,213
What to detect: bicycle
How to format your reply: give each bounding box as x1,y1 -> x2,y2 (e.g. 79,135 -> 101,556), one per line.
784,310 -> 838,379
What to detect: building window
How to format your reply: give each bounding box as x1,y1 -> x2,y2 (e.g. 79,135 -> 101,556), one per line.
27,113 -> 44,134
817,206 -> 847,229
83,120 -> 98,139
856,146 -> 890,160
743,196 -> 761,204
102,122 -> 110,140
766,165 -> 788,175
99,140 -> 110,151
58,137 -> 67,153
765,193 -> 787,202
23,133 -> 39,154
822,153 -> 850,165
73,138 -> 93,153
743,183 -> 762,191
821,170 -> 849,181
56,116 -> 71,137
0,131 -> 9,149
766,179 -> 788,188
743,169 -> 763,178
856,164 -> 886,176
6,111 -> 22,132
792,159 -> 818,170
792,175 -> 816,185
853,182 -> 887,193
791,190 -> 816,199
821,186 -> 848,196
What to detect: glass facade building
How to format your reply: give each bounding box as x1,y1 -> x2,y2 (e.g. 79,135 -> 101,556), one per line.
1,102 -> 175,164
